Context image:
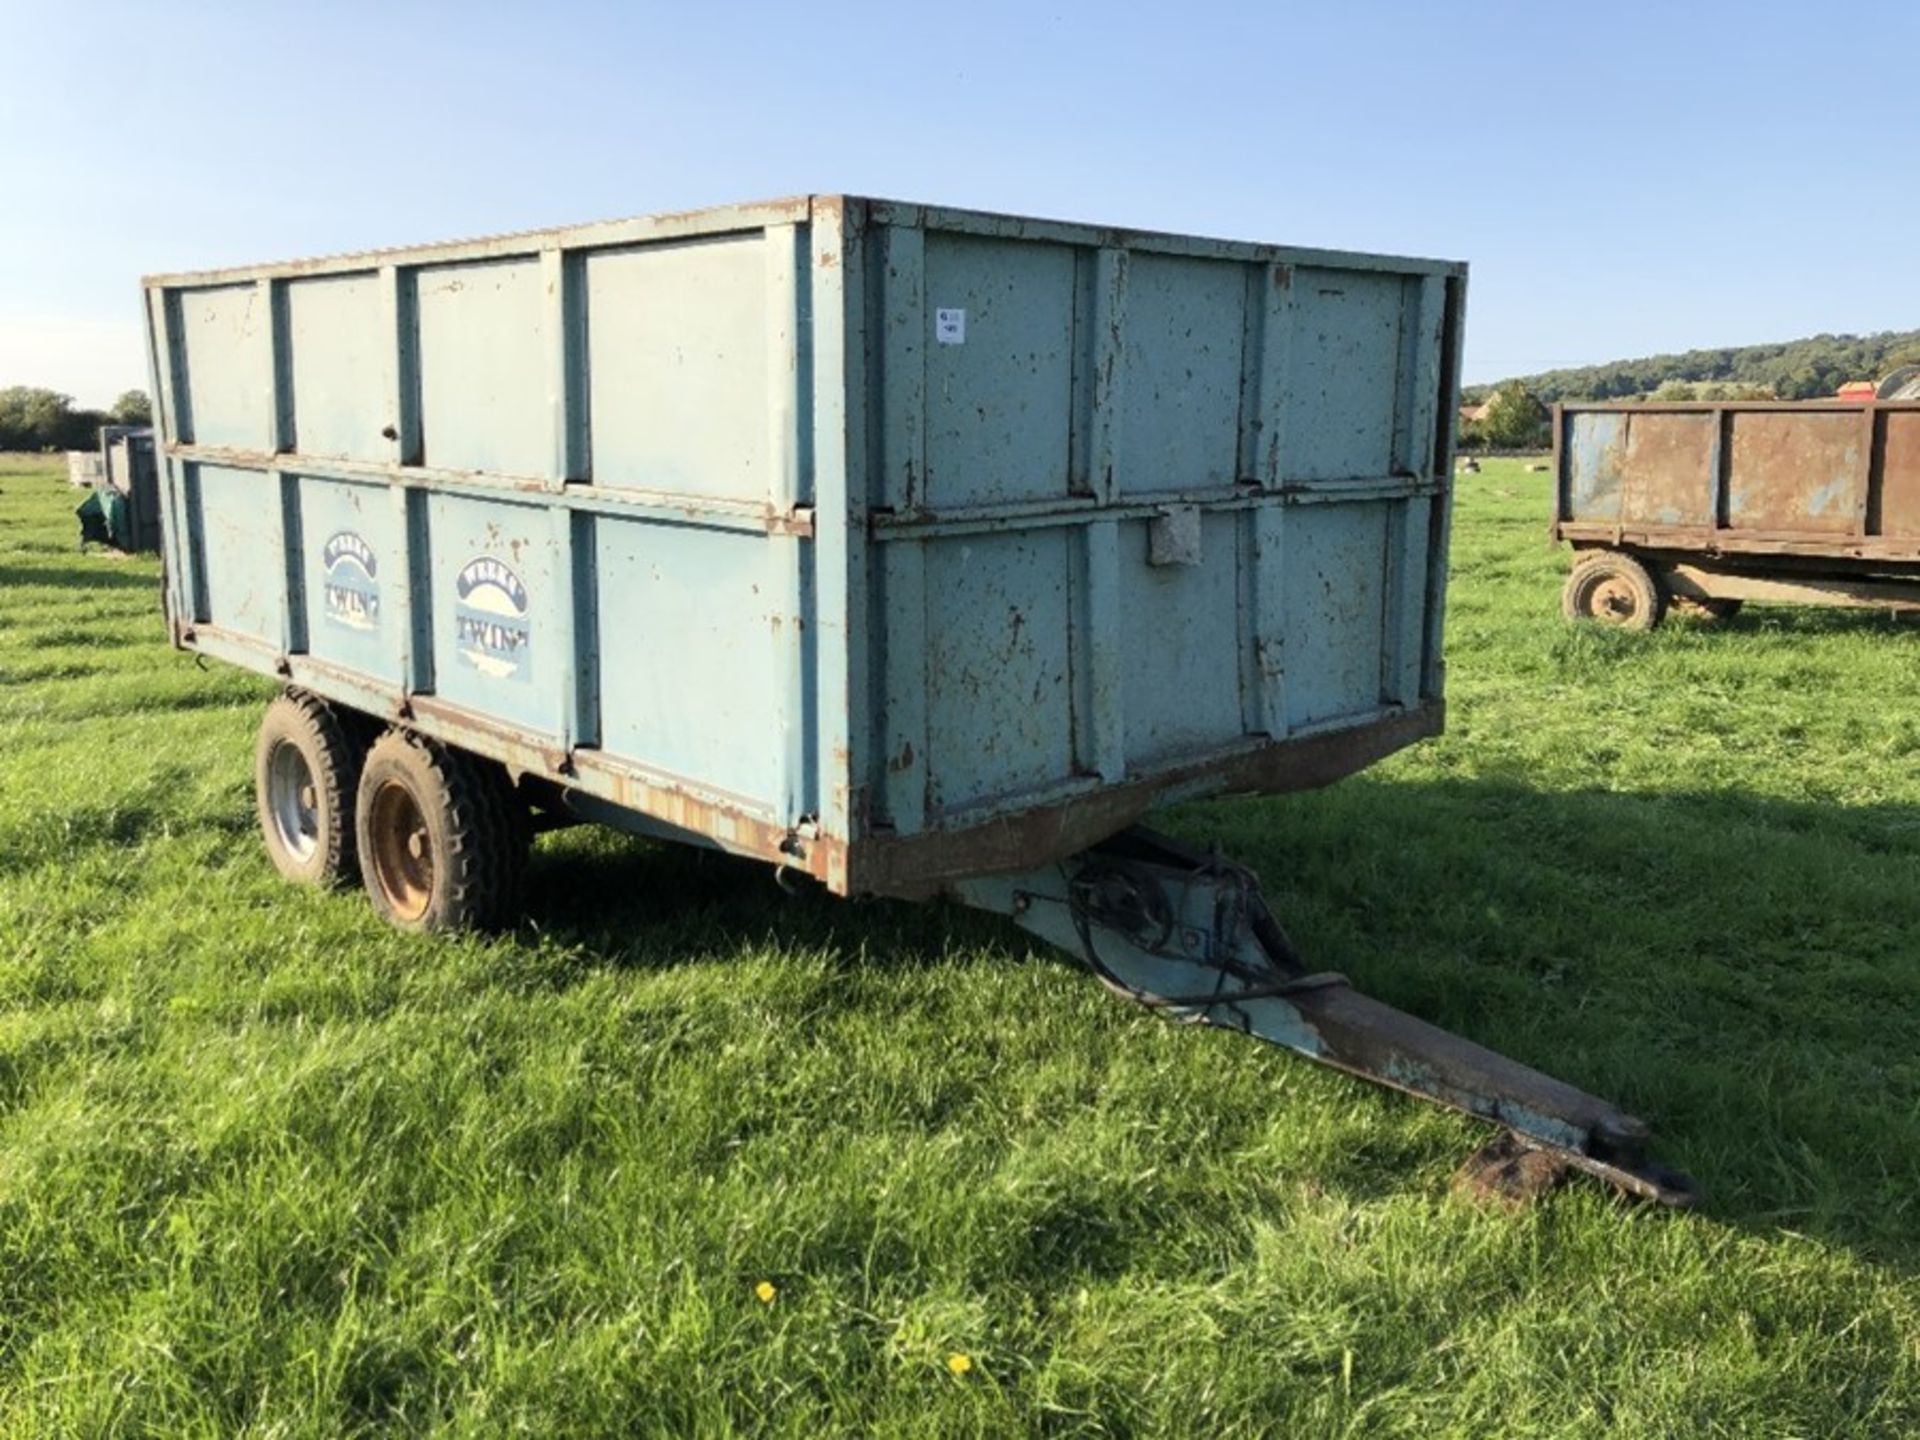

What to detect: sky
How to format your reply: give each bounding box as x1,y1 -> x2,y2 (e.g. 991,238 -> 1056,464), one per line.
3,0 -> 1916,406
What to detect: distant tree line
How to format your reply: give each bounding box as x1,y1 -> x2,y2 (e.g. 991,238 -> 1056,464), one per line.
1643,380 -> 1778,402
0,387 -> 151,451
1463,329 -> 1920,405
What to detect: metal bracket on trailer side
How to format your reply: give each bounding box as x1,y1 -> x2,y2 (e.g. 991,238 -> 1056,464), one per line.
954,826 -> 1698,1209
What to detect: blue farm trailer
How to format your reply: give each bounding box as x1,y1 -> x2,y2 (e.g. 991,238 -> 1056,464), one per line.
144,195 -> 1690,1205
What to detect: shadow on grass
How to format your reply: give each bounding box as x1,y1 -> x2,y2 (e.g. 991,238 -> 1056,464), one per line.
1680,604 -> 1920,638
518,775 -> 1920,1267
525,836 -> 1005,973
0,562 -> 161,593
0,778 -> 256,878
16,627 -> 154,652
34,687 -> 266,727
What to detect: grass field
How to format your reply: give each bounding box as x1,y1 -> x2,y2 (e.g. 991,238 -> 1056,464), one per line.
2,451 -> 1919,1436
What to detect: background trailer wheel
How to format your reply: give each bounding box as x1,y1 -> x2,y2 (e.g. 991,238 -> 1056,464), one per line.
355,731 -> 529,933
1562,551 -> 1665,631
254,689 -> 366,886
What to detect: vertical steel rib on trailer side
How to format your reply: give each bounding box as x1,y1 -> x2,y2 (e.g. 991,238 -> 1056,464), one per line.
144,195 -> 1694,1203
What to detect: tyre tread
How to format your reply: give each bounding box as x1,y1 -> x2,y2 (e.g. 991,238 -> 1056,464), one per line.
255,688 -> 365,886
355,730 -> 529,932
1561,550 -> 1665,631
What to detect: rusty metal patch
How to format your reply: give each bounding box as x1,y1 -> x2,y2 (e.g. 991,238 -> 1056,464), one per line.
1875,411 -> 1920,537
1727,410 -> 1865,535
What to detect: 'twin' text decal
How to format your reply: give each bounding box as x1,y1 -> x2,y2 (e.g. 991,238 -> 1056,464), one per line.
321,531 -> 380,633
454,556 -> 532,683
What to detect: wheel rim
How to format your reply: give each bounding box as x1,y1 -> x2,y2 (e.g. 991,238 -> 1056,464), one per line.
1585,573 -> 1640,624
367,779 -> 433,922
266,741 -> 320,862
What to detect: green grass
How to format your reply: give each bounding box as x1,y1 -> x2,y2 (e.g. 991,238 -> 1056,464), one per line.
2,454 -> 1918,1436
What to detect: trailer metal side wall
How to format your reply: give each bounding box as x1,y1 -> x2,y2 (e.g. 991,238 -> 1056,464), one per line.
1555,400 -> 1920,562
146,196 -> 1465,897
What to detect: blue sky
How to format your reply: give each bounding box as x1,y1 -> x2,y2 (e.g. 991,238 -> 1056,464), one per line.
4,0 -> 1915,404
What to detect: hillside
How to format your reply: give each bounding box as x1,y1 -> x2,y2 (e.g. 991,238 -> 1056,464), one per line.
1464,328 -> 1920,404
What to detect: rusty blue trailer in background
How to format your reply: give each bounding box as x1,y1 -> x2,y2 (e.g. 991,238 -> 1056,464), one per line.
145,195 -> 1692,1204
1555,396 -> 1920,628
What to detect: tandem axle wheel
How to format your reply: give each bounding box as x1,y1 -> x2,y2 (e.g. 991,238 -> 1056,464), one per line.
253,691 -> 529,933
254,690 -> 364,887
355,729 -> 529,932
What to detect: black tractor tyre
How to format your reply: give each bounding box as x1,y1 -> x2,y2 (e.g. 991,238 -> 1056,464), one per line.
1561,551 -> 1666,632
354,730 -> 529,933
255,690 -> 366,887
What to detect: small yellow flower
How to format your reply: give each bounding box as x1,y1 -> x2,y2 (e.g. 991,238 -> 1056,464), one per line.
755,1281 -> 777,1304
947,1352 -> 973,1377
